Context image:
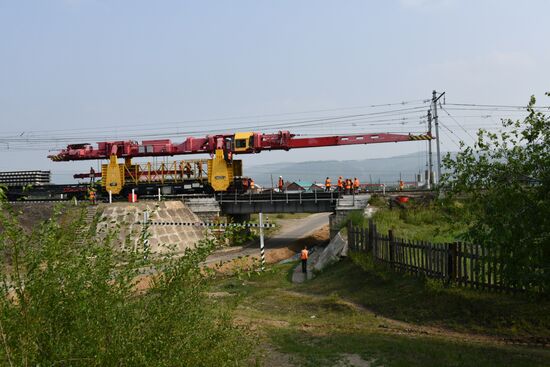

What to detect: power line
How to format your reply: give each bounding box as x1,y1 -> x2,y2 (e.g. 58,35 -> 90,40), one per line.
0,99 -> 430,135
438,120 -> 464,148
439,129 -> 461,150
0,108 -> 430,143
440,107 -> 476,143
446,102 -> 550,109
443,106 -> 540,113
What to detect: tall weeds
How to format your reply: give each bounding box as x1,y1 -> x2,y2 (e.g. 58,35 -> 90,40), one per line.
0,199 -> 252,366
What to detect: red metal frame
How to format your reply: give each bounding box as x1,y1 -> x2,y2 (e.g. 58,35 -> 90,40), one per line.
49,130 -> 433,161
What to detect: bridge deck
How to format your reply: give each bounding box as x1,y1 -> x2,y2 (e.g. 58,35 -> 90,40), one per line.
216,191 -> 339,214
216,191 -> 369,214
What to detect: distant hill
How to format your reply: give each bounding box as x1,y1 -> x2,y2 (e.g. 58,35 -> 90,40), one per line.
246,151 -> 452,186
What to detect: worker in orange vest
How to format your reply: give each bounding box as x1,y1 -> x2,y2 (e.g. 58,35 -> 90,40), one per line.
353,177 -> 360,194
250,178 -> 255,192
278,176 -> 284,192
345,178 -> 351,195
301,246 -> 309,274
184,162 -> 192,178
195,162 -> 202,177
89,189 -> 96,205
325,177 -> 331,192
337,176 -> 343,193
399,180 -> 404,191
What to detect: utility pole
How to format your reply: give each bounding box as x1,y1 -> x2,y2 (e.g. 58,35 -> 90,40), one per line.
432,90 -> 445,185
427,109 -> 433,189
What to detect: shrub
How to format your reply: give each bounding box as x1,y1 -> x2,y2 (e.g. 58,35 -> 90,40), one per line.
0,199 -> 252,366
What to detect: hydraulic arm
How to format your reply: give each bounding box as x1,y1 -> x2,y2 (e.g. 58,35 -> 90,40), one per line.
49,131 -> 433,193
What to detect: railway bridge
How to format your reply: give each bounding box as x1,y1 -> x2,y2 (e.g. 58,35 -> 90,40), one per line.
189,191 -> 370,239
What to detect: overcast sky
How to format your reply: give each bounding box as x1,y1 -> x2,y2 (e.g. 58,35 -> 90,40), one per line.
1,0 -> 549,182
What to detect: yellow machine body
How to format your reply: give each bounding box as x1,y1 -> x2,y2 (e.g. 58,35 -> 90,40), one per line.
102,154 -> 125,194
233,132 -> 254,153
207,149 -> 242,191
100,151 -> 243,194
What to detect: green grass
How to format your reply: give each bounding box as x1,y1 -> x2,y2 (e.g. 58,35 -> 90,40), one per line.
270,329 -> 549,367
302,254 -> 550,340
369,206 -> 467,242
210,259 -> 550,366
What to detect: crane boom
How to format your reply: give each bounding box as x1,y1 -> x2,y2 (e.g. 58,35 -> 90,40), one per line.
48,131 -> 433,161
49,130 -> 433,193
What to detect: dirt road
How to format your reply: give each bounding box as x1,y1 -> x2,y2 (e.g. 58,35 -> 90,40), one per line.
205,212 -> 331,265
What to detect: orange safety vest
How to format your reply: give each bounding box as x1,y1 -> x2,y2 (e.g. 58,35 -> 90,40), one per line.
399,180 -> 404,189
301,249 -> 309,260
250,179 -> 255,189
325,178 -> 331,188
278,178 -> 284,189
354,179 -> 360,188
337,178 -> 343,188
345,180 -> 351,189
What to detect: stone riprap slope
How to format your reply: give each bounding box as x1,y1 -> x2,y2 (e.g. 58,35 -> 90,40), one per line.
97,201 -> 204,255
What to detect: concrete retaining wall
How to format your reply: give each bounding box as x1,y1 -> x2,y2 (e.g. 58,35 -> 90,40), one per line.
97,201 -> 204,255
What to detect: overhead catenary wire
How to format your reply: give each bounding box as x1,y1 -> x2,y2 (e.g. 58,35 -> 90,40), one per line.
6,103 -> 533,144
0,99 -> 430,136
445,102 -> 550,110
0,97 -> 541,153
437,120 -> 465,147
0,108 -> 430,144
440,107 -> 476,143
439,128 -> 461,150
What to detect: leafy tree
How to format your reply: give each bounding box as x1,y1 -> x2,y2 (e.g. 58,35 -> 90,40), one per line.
442,93 -> 549,292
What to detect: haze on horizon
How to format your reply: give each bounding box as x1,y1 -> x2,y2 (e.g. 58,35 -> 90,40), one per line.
1,0 -> 549,183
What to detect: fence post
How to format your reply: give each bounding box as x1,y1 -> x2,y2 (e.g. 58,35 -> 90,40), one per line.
447,243 -> 457,284
372,223 -> 377,259
348,220 -> 354,250
368,218 -> 374,249
388,229 -> 395,270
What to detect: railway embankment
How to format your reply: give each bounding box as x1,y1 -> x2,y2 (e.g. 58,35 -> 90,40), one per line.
96,200 -> 204,255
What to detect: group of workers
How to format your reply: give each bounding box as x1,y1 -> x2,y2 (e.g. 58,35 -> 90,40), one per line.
243,177 -> 256,192
181,161 -> 204,178
325,176 -> 360,194
278,175 -> 361,195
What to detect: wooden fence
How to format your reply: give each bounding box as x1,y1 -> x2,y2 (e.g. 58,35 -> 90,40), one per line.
347,220 -> 513,292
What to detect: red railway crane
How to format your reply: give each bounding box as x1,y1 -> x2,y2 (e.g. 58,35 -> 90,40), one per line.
49,130 -> 433,193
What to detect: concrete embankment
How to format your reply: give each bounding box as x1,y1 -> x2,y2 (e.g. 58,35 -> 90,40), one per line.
97,201 -> 204,255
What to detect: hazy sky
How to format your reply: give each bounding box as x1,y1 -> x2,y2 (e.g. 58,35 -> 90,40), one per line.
1,0 -> 549,182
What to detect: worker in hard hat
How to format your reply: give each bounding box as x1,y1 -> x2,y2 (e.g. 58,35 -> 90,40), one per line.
89,167 -> 96,185
89,188 -> 96,205
301,245 -> 309,274
325,177 -> 331,192
195,161 -> 202,177
278,176 -> 284,192
337,176 -> 343,193
345,178 -> 352,195
184,162 -> 192,178
353,177 -> 360,194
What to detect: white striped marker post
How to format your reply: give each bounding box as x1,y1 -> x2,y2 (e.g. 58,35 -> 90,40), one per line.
142,210 -> 150,260
259,212 -> 266,271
